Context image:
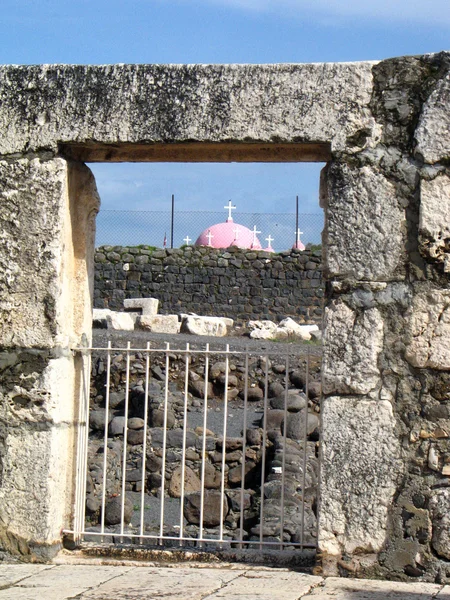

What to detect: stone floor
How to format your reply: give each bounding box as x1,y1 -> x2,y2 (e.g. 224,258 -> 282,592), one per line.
0,562 -> 449,600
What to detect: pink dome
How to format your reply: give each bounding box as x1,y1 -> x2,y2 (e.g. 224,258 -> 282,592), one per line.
195,221 -> 262,249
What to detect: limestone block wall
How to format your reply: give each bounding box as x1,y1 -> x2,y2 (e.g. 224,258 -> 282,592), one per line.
319,53 -> 450,581
0,54 -> 449,580
94,245 -> 323,324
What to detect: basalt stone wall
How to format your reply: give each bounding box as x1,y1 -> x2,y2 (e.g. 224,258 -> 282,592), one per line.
94,245 -> 323,324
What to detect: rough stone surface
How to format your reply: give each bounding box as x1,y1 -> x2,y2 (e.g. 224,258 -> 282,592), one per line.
405,286 -> 450,370
181,316 -> 228,337
184,490 -> 228,527
104,496 -> 133,526
168,466 -> 201,498
1,54 -> 450,580
319,397 -> 402,556
415,66 -> 450,163
324,163 -> 406,281
419,174 -> 450,271
429,488 -> 450,560
124,297 -> 159,315
322,302 -> 383,395
0,63 -> 378,156
106,311 -> 135,331
95,246 -> 324,324
137,314 -> 180,334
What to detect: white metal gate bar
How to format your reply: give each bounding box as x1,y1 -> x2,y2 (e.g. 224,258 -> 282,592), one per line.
67,342 -> 318,551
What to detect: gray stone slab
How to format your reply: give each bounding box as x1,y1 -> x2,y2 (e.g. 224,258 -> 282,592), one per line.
205,570 -> 322,599
0,565 -> 53,589
0,565 -> 131,600
307,577 -> 442,599
79,567 -> 245,599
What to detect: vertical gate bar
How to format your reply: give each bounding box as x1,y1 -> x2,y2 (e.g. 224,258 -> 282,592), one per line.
199,343 -> 210,543
120,341 -> 131,539
159,342 -> 171,542
219,344 -> 230,543
239,346 -> 249,548
80,349 -> 91,536
139,342 -> 151,541
100,342 -> 112,539
259,353 -> 269,549
300,348 -> 310,549
279,351 -> 289,550
74,351 -> 87,540
73,352 -> 83,539
179,343 -> 190,542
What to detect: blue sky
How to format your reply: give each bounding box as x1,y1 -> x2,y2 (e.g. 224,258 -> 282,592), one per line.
1,0 -> 448,246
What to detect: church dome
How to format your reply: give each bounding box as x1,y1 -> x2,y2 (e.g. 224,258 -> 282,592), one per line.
195,221 -> 262,249
194,201 -> 262,249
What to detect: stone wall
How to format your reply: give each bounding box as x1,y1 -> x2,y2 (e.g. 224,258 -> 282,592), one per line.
0,55 -> 449,580
94,245 -> 323,324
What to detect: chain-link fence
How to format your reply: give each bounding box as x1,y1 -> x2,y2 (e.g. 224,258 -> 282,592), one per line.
95,210 -> 323,253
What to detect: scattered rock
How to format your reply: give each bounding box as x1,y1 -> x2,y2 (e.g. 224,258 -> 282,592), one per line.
181,316 -> 230,337
106,311 -> 135,331
184,490 -> 229,526
104,495 -> 133,525
169,466 -> 201,498
283,410 -> 320,440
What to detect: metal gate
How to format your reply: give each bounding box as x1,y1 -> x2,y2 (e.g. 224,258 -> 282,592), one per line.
67,340 -> 320,554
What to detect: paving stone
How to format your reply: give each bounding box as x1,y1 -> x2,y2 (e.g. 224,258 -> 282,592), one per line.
307,576 -> 442,599
78,567 -> 245,599
205,570 -> 322,599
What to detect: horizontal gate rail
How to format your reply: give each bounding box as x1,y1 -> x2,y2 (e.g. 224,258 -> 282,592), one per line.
65,341 -> 319,553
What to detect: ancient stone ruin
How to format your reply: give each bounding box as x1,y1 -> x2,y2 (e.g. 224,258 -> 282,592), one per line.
0,52 -> 449,581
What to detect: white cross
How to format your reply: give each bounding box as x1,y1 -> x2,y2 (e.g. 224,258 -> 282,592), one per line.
206,229 -> 214,246
224,200 -> 236,222
296,228 -> 304,243
251,226 -> 261,247
183,235 -> 191,245
233,227 -> 240,241
265,235 -> 274,246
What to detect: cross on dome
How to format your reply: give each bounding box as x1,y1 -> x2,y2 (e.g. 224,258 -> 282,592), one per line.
224,200 -> 236,222
293,228 -> 305,251
251,226 -> 261,248
264,234 -> 275,253
206,229 -> 214,246
183,235 -> 191,245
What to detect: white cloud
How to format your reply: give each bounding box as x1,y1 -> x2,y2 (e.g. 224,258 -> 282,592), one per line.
184,0 -> 450,27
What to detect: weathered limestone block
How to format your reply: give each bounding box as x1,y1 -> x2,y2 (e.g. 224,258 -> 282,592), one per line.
124,297 -> 159,316
181,316 -> 228,337
323,163 -> 406,281
415,67 -> 450,163
106,311 -> 135,331
429,488 -> 450,560
0,157 -> 98,559
419,174 -> 450,271
405,286 -> 450,370
248,320 -> 278,340
0,63 -> 378,155
138,314 -> 180,334
0,353 -> 76,560
0,158 -> 67,348
318,397 -> 402,557
0,157 -> 99,348
322,301 -> 384,395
